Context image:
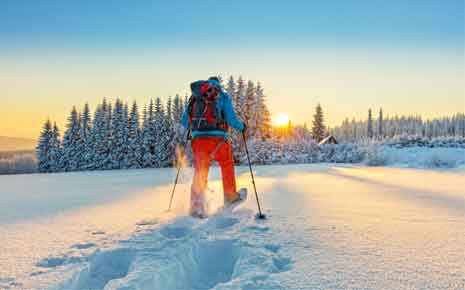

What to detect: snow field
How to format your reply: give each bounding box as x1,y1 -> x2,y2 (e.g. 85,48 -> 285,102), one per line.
1,164 -> 464,289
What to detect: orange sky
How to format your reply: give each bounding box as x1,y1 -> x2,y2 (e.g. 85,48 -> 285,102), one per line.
1,47 -> 464,139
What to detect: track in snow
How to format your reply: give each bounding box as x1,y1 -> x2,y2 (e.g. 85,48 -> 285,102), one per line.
55,210 -> 291,290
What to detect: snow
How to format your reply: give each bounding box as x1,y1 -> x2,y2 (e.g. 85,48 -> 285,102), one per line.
1,164 -> 464,290
365,146 -> 465,168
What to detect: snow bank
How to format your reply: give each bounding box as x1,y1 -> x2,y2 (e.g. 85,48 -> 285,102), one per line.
384,135 -> 465,149
364,146 -> 465,168
244,138 -> 465,169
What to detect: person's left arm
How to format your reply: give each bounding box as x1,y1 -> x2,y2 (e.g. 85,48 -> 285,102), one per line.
222,92 -> 245,132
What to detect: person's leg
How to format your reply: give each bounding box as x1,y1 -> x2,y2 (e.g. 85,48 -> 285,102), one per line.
191,139 -> 212,212
214,140 -> 238,203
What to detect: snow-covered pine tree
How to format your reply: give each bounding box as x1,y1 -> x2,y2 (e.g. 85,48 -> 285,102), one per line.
80,103 -> 93,170
153,97 -> 172,167
122,102 -> 131,169
367,108 -> 373,139
142,105 -> 148,127
166,96 -> 173,122
166,97 -> 177,166
460,113 -> 465,138
172,94 -> 184,123
378,108 -> 383,138
311,103 -> 325,142
108,98 -> 127,169
61,106 -> 83,171
244,80 -> 258,138
103,101 -> 113,169
351,118 -> 357,141
340,124 -> 348,141
36,119 -> 53,173
142,99 -> 156,167
89,101 -> 110,170
226,76 -> 236,103
49,122 -> 62,172
235,76 -> 246,120
126,101 -> 142,168
255,81 -> 272,140
81,103 -> 92,139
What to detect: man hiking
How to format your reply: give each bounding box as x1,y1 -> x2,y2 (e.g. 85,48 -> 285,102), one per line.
180,76 -> 247,218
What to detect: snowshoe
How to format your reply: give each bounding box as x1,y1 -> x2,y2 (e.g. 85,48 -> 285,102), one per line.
190,210 -> 207,219
190,196 -> 207,219
224,188 -> 248,210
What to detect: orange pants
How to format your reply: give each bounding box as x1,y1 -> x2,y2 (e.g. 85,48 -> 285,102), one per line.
191,137 -> 238,204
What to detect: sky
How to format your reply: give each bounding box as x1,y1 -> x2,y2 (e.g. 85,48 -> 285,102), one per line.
0,0 -> 464,139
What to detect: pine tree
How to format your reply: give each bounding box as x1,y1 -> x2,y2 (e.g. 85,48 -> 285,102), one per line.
166,96 -> 173,122
352,118 -> 357,141
235,76 -> 246,120
165,101 -> 177,167
153,97 -> 172,167
49,122 -> 62,172
378,108 -> 383,138
142,105 -> 148,126
255,82 -> 272,139
126,101 -> 142,168
80,103 -> 92,170
154,96 -> 163,114
461,113 -> 465,138
311,103 -> 325,142
244,80 -> 257,138
108,98 -> 127,169
90,101 -> 110,170
61,106 -> 82,171
36,119 -> 53,173
122,102 -> 131,168
172,94 -> 184,123
367,108 -> 373,139
81,103 -> 92,140
142,99 -> 156,167
226,76 -> 236,102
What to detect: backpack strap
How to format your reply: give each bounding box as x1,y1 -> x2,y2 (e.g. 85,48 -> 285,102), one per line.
187,95 -> 195,123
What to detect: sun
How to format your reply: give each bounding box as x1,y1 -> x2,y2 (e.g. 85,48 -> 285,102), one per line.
273,114 -> 290,127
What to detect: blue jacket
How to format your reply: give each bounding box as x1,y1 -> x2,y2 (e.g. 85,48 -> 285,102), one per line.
180,79 -> 244,139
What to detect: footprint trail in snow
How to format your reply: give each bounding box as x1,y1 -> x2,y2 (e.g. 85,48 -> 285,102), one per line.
54,209 -> 292,290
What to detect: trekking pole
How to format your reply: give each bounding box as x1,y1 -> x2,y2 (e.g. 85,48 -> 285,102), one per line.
167,165 -> 182,211
242,132 -> 266,219
167,128 -> 190,211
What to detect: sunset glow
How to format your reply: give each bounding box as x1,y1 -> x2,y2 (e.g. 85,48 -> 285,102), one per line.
0,1 -> 463,140
273,114 -> 290,127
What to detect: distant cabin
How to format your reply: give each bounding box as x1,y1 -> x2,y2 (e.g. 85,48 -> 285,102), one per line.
319,135 -> 338,145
